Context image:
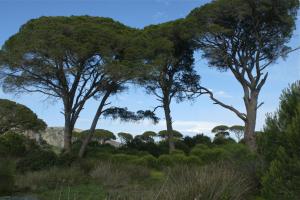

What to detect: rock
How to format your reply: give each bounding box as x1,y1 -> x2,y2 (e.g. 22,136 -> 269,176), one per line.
21,127 -> 121,148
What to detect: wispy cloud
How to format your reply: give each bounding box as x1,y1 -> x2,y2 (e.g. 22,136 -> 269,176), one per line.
153,11 -> 168,20
215,90 -> 233,98
172,120 -> 218,135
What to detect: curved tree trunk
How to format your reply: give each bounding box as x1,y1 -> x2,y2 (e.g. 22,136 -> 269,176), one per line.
163,99 -> 175,153
78,92 -> 111,158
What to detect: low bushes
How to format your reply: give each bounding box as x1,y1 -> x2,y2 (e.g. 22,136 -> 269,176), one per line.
0,159 -> 15,195
17,149 -> 58,172
190,143 -> 255,165
0,133 -> 28,157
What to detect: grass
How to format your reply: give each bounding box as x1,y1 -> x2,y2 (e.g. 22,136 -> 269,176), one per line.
36,184 -> 105,200
12,159 -> 256,200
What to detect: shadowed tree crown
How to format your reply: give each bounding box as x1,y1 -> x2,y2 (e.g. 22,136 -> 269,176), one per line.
0,16 -> 139,152
138,19 -> 201,152
187,0 -> 299,150
0,99 -> 46,134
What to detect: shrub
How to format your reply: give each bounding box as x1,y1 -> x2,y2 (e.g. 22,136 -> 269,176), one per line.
183,134 -> 212,148
56,152 -> 77,167
110,154 -> 139,164
191,145 -> 230,164
133,155 -> 159,168
170,149 -> 185,155
157,154 -> 201,167
88,152 -> 112,161
174,141 -> 190,154
158,155 -> 174,166
0,159 -> 15,195
17,149 -> 58,172
0,133 -> 27,157
258,81 -> 300,199
213,137 -> 236,145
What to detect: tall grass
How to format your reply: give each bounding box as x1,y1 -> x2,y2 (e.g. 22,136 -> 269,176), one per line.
154,163 -> 254,200
14,160 -> 255,200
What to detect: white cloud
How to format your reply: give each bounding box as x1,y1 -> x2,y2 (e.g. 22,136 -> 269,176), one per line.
172,120 -> 218,135
215,90 -> 233,98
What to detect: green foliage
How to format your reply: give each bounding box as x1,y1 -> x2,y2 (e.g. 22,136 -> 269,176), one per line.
0,132 -> 42,158
141,131 -> 157,143
191,143 -> 254,165
37,184 -> 105,200
111,153 -> 139,164
188,0 -> 299,71
230,125 -> 244,142
56,152 -> 78,167
212,125 -> 230,140
125,137 -> 164,157
213,137 -> 236,145
0,99 -> 46,134
0,159 -> 15,195
81,129 -> 116,144
132,155 -> 159,168
0,16 -> 140,153
102,107 -> 159,124
117,132 -> 133,144
261,147 -> 300,200
259,81 -> 300,199
212,125 -> 229,133
157,154 -> 201,167
17,149 -> 58,172
183,134 -> 212,148
158,130 -> 183,139
0,132 -> 27,157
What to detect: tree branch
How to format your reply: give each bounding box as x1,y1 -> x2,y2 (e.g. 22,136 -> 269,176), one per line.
198,86 -> 247,122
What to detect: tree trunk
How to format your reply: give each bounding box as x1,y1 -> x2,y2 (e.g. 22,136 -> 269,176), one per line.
244,92 -> 258,151
78,92 -> 110,158
163,100 -> 175,153
63,111 -> 73,153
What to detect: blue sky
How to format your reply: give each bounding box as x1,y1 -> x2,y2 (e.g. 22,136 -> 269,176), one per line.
0,0 -> 299,138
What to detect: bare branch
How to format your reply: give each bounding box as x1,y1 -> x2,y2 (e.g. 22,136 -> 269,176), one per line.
198,86 -> 247,122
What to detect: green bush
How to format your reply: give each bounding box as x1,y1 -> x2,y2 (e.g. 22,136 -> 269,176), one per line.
191,145 -> 230,163
184,155 -> 202,165
170,149 -> 185,155
258,81 -> 300,199
0,132 -> 42,159
132,155 -> 159,168
157,154 -> 202,167
190,143 -> 254,165
0,133 -> 27,157
111,154 -> 139,164
17,149 -> 58,172
158,154 -> 175,166
56,152 -> 77,167
0,159 -> 15,195
88,152 -> 112,161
